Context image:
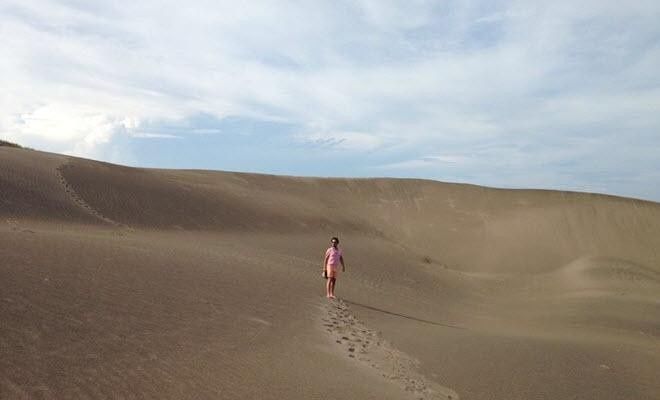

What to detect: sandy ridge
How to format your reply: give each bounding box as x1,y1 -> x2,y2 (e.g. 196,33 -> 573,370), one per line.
321,299 -> 459,400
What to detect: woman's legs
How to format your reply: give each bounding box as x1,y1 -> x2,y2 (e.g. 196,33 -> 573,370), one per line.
325,265 -> 338,298
329,278 -> 336,298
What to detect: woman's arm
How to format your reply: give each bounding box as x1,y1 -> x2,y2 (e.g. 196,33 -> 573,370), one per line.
340,255 -> 345,272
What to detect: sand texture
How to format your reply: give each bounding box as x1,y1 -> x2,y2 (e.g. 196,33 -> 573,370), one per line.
1,146 -> 659,399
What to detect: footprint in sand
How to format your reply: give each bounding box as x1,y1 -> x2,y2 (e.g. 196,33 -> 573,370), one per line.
55,164 -> 131,230
319,299 -> 459,400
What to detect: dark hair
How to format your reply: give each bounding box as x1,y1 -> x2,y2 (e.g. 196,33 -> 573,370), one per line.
331,236 -> 339,243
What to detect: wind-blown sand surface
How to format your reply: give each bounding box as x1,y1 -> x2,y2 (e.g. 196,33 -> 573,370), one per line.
1,146 -> 659,399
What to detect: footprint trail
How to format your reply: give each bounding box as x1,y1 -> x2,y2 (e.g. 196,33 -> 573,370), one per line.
56,163 -> 130,229
320,299 -> 458,400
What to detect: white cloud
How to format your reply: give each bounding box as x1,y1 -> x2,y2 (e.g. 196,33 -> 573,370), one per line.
376,154 -> 473,170
474,10 -> 527,24
132,132 -> 182,139
295,131 -> 386,152
356,0 -> 436,30
1,103 -> 139,158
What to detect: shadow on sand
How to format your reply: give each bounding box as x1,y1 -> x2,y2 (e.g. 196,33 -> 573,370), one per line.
342,299 -> 466,330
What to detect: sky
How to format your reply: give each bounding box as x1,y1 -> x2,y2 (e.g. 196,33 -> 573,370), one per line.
1,0 -> 660,201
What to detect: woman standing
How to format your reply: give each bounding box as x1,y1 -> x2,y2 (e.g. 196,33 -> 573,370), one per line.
322,237 -> 345,299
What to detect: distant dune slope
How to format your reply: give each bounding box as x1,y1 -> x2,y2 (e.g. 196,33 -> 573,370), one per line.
3,147 -> 659,273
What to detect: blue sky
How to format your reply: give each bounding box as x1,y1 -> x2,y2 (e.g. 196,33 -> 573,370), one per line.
2,1 -> 659,201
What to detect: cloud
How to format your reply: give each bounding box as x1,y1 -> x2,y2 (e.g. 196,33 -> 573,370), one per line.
377,154 -> 474,170
0,103 -> 139,157
132,133 -> 182,139
294,131 -> 386,152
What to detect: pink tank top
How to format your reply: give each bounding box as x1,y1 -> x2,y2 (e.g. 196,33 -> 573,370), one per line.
325,247 -> 342,266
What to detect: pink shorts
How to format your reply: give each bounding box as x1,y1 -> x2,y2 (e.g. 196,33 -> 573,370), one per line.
326,264 -> 339,279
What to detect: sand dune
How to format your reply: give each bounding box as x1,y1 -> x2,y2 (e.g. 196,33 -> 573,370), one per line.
1,146 -> 659,399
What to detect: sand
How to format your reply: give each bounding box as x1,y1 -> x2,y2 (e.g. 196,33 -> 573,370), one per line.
1,146 -> 659,399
